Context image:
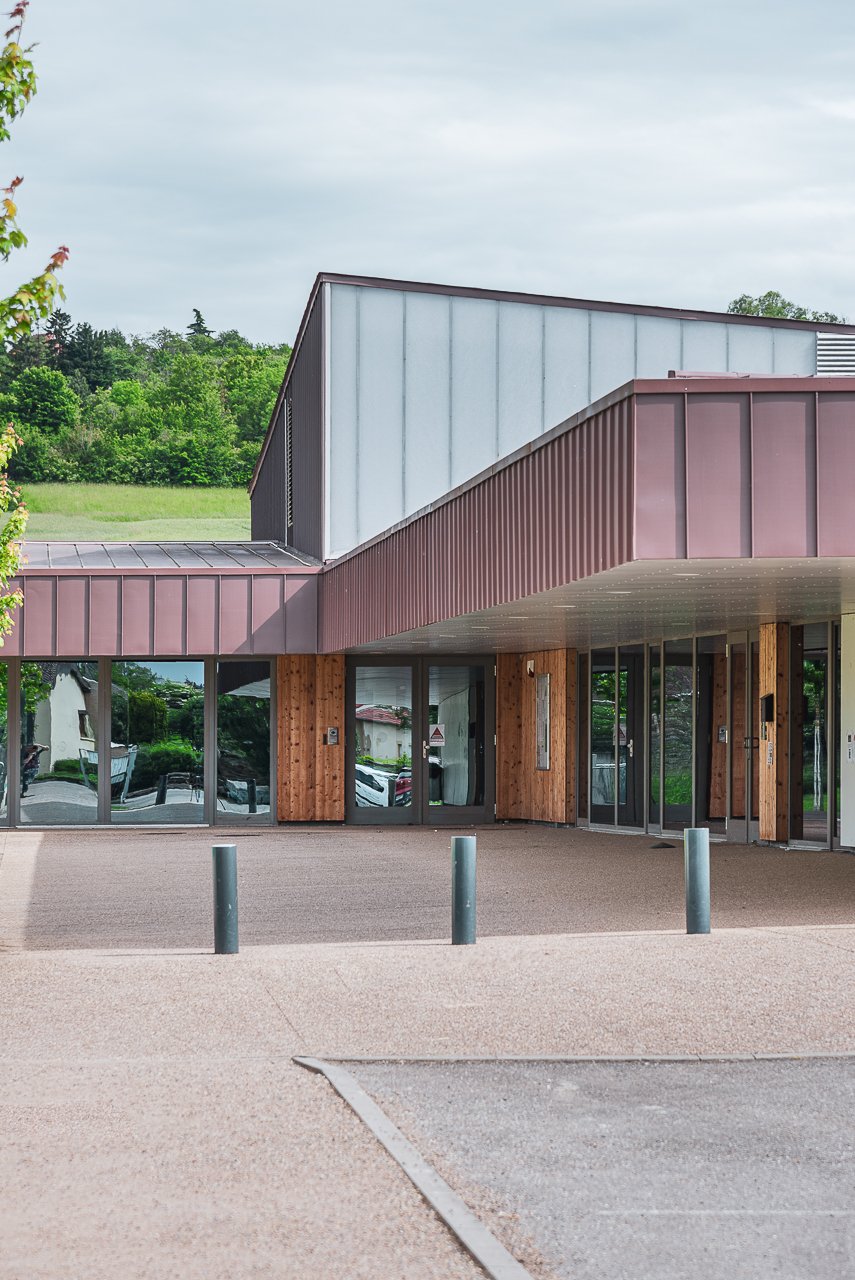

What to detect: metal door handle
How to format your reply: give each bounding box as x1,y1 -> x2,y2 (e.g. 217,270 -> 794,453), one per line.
422,741 -> 428,759
628,738 -> 634,758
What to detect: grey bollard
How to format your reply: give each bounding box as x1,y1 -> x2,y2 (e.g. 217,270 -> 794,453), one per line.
684,827 -> 711,935
451,835 -> 476,945
213,843 -> 239,954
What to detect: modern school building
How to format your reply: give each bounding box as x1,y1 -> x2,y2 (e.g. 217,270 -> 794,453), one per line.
7,272 -> 855,850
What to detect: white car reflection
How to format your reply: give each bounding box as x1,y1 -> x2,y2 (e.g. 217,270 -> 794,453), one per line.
355,764 -> 394,807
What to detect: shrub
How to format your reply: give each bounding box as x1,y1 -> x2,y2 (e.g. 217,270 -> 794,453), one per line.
131,736 -> 201,791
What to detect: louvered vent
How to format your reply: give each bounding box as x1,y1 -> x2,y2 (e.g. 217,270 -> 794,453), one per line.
285,396 -> 293,539
816,332 -> 855,375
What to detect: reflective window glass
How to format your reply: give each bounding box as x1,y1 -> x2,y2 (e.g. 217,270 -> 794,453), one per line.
0,661 -> 7,822
664,640 -> 693,830
111,660 -> 204,824
20,661 -> 99,825
354,666 -> 412,809
427,665 -> 485,808
216,661 -> 270,824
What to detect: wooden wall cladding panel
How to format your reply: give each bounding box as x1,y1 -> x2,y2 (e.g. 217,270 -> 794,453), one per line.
759,623 -> 789,842
496,653 -> 523,819
496,649 -> 577,824
277,654 -> 345,822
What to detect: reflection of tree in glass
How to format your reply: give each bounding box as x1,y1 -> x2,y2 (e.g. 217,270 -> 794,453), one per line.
217,696 -> 269,779
664,664 -> 693,805
111,663 -> 203,794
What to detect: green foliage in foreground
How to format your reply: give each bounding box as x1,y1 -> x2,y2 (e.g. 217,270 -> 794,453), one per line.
0,310 -> 290,488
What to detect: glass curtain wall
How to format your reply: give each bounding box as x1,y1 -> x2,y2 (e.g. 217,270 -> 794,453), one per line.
111,661 -> 205,824
663,640 -> 694,830
577,653 -> 589,822
590,650 -> 616,824
695,636 -> 727,836
20,661 -> 100,825
215,661 -> 271,824
790,624 -> 829,844
648,645 -> 661,828
0,662 -> 7,822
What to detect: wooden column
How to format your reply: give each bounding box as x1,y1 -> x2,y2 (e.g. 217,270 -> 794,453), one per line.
496,654 -> 523,819
758,623 -> 789,842
277,655 -> 345,821
496,649 -> 577,824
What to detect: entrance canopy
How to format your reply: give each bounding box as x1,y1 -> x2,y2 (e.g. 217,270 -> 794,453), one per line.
320,377 -> 855,653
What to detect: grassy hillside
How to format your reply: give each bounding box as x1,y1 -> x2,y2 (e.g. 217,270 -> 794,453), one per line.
20,484 -> 251,542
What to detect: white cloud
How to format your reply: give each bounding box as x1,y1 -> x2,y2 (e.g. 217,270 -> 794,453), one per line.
2,0 -> 854,340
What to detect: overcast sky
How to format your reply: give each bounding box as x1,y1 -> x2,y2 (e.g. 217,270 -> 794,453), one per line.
5,0 -> 855,343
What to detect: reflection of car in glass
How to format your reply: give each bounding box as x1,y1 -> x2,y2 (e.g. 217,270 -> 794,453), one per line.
394,767 -> 411,806
355,764 -> 392,807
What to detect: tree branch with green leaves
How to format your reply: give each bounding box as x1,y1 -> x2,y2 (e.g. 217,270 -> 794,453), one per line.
0,0 -> 69,642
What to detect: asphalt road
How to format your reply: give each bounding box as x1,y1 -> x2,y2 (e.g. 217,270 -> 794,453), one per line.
350,1058 -> 855,1280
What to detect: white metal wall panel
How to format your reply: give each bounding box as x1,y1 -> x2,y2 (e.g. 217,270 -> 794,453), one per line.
772,326 -> 816,374
328,286 -> 359,560
681,320 -> 728,372
726,323 -> 775,373
357,287 -> 404,545
497,301 -> 544,454
543,305 -> 589,426
324,282 -> 831,559
450,296 -> 499,487
590,311 -> 635,402
404,290 -> 452,515
636,315 -> 682,378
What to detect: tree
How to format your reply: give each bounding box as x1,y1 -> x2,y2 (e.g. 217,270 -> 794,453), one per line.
187,308 -> 213,338
727,291 -> 845,324
0,1 -> 69,644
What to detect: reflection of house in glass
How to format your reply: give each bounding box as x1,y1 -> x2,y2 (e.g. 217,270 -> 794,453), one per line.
355,705 -> 410,764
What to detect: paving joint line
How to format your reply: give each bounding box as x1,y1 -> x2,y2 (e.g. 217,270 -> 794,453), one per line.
293,1055 -> 534,1280
322,1051 -> 855,1063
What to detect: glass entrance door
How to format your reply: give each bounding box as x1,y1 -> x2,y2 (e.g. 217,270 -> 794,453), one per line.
727,632 -> 760,843
790,624 -> 830,845
589,646 -> 644,828
422,662 -> 491,823
347,658 -> 493,824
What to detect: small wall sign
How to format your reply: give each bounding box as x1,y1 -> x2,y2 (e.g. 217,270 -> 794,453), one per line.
429,724 -> 446,748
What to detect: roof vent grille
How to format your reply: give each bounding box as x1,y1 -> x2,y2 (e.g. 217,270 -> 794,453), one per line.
816,333 -> 855,375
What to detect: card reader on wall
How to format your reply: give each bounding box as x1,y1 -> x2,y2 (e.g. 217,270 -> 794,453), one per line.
761,693 -> 774,723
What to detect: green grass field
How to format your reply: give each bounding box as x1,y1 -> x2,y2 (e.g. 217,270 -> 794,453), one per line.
19,484 -> 251,542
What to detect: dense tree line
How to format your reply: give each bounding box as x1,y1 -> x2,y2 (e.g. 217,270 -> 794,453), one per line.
0,310 -> 291,486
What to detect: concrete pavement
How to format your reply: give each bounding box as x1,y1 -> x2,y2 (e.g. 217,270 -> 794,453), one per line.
1,825 -> 855,1277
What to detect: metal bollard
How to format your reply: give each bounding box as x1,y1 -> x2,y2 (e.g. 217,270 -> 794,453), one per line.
684,827 -> 711,935
212,843 -> 239,954
451,835 -> 476,945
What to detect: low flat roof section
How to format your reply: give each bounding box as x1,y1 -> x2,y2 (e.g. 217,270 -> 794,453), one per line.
10,542 -> 319,659
20,540 -> 319,571
319,377 -> 855,652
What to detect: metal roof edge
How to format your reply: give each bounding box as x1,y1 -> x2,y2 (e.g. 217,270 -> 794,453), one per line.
312,272 -> 855,333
